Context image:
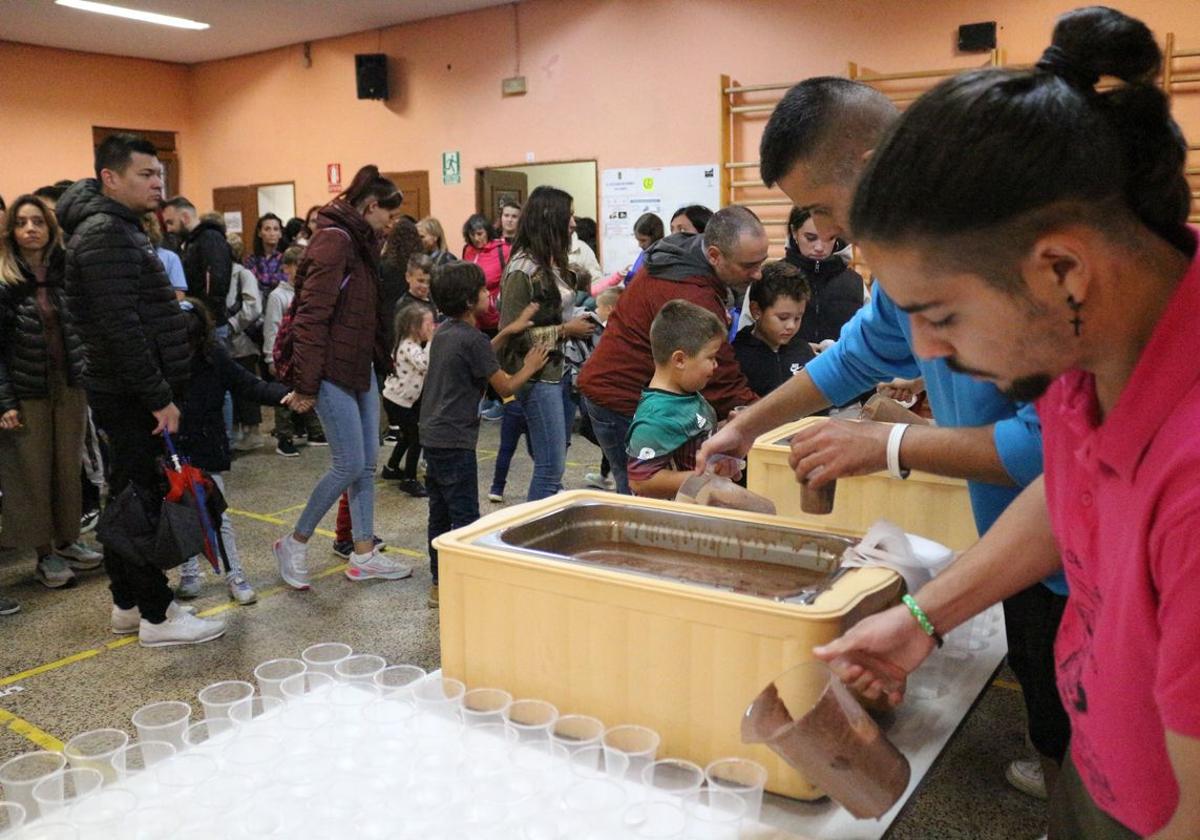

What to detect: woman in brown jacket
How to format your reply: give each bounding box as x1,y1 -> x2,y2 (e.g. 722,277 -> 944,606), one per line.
273,165 -> 412,588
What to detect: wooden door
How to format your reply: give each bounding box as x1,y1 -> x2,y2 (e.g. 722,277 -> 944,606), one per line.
477,169 -> 528,221
383,171 -> 430,221
212,186 -> 257,241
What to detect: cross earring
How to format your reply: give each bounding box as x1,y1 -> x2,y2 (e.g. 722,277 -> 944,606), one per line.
1066,295 -> 1083,337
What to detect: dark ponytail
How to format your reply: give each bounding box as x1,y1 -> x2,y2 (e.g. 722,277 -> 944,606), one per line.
341,165 -> 403,211
850,5 -> 1191,290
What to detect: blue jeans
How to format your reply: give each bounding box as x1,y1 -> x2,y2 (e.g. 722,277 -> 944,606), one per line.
490,400 -> 532,496
425,447 -> 479,584
294,380 -> 380,542
214,325 -> 233,445
582,395 -> 632,495
518,380 -> 568,501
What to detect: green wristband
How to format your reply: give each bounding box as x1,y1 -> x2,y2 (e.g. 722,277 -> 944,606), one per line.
901,594 -> 944,648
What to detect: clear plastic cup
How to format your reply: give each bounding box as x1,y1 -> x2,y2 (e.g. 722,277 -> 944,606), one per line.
229,695 -> 286,727
374,665 -> 427,700
504,698 -> 559,742
32,767 -> 102,816
0,802 -> 24,836
131,701 -> 192,750
301,642 -> 353,677
17,822 -> 77,840
462,723 -> 519,779
69,788 -> 137,833
110,741 -> 176,780
62,728 -> 129,783
0,751 -> 66,819
279,670 -> 336,701
333,654 -> 387,684
328,682 -> 381,718
253,658 -> 307,700
704,757 -> 767,823
129,805 -> 176,840
155,753 -> 219,792
602,724 -> 660,782
412,676 -> 466,720
562,778 -> 627,831
222,734 -> 283,773
278,702 -> 334,733
642,758 -> 704,802
461,688 -> 512,726
684,789 -> 746,839
568,744 -> 629,781
551,714 -> 605,754
197,680 -> 255,720
182,717 -> 237,749
361,698 -> 418,736
624,800 -> 687,838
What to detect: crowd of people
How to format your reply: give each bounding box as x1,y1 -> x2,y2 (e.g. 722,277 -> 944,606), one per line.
8,8 -> 1199,831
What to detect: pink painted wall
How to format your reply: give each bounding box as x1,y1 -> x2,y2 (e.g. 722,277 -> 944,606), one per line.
0,41 -> 193,202
3,0 -> 1198,234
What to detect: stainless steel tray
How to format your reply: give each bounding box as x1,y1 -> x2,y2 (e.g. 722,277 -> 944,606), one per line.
473,500 -> 856,601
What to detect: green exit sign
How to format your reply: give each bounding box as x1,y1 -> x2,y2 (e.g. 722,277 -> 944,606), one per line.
442,151 -> 461,185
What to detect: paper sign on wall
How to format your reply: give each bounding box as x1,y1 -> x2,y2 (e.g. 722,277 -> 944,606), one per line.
223,212 -> 243,234
600,165 -> 719,275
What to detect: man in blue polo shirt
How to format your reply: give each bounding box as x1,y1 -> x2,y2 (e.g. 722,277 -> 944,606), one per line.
698,76 -> 1068,803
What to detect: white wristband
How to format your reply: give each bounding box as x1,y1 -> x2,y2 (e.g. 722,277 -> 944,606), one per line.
887,423 -> 911,479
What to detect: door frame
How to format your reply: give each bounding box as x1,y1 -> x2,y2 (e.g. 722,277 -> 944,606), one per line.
474,158 -> 600,219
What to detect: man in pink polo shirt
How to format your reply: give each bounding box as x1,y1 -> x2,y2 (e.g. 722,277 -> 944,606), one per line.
809,8 -> 1200,838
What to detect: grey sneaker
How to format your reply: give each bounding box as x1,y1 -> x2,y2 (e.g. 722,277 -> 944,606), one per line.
138,612 -> 226,648
56,541 -> 103,570
112,602 -> 197,635
584,472 -> 615,491
176,560 -> 204,600
274,534 -> 311,590
344,549 -> 413,581
35,554 -> 76,589
0,596 -> 19,616
226,571 -> 257,605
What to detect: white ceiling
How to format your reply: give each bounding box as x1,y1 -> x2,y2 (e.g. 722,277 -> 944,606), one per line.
0,0 -> 515,64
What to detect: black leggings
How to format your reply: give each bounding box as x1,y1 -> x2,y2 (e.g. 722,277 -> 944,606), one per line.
384,397 -> 421,479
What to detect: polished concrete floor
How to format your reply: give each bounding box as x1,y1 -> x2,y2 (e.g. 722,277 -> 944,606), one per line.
0,412 -> 1046,838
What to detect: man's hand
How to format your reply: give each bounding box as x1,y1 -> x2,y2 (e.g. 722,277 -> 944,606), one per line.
694,422 -> 754,475
151,403 -> 181,436
287,393 -> 317,414
788,418 -> 890,489
877,376 -> 924,405
0,409 -> 21,431
812,604 -> 936,708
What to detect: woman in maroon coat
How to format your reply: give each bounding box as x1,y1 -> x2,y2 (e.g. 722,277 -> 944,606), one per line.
273,165 -> 411,588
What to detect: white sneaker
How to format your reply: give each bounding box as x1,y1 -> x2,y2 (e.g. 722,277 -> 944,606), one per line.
56,541 -> 103,570
1006,758 -> 1048,800
274,534 -> 311,590
344,549 -> 413,581
112,602 -> 197,635
584,472 -> 615,491
226,571 -> 257,605
139,611 -> 226,647
176,558 -> 204,599
487,492 -> 504,503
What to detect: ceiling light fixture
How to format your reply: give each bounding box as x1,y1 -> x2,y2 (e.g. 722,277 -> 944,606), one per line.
55,0 -> 209,30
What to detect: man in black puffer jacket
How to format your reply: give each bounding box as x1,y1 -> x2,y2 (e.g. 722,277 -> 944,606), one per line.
58,133 -> 226,648
163,196 -> 232,332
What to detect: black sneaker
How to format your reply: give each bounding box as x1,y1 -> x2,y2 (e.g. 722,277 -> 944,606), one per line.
275,438 -> 300,458
333,535 -> 385,559
80,508 -> 101,534
398,479 -> 429,498
384,426 -> 400,443
379,465 -> 403,481
307,433 -> 328,446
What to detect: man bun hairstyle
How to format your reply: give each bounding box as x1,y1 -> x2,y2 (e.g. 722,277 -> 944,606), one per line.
94,132 -> 158,180
432,261 -> 486,318
850,6 -> 1190,292
649,299 -> 726,366
341,165 -> 403,211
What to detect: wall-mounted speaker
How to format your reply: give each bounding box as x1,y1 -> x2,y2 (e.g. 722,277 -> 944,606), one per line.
355,53 -> 389,100
958,22 -> 997,52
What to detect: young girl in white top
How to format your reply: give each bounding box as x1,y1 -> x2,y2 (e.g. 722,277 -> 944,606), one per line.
381,303 -> 435,496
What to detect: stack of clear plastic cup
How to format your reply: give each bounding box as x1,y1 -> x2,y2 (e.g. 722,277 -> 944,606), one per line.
601,724 -> 661,783
198,680 -> 255,720
300,643 -> 352,677
62,728 -> 128,783
31,767 -> 102,817
412,676 -> 465,720
642,758 -> 704,803
183,717 -> 237,750
132,701 -> 192,750
0,751 -> 66,819
333,654 -> 387,685
110,741 -> 176,781
280,670 -> 336,701
504,699 -> 559,743
373,665 -> 427,701
568,745 -> 629,781
551,714 -> 605,755
462,687 -> 512,727
253,658 -> 307,699
704,757 -> 767,823
0,802 -> 24,837
229,695 -> 285,730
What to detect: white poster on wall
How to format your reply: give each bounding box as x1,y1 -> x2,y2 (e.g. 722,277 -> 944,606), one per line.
600,164 -> 719,276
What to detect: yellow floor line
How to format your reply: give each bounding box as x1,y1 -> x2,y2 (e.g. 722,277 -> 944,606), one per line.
0,709 -> 65,752
265,502 -> 307,518
0,649 -> 103,689
992,678 -> 1022,692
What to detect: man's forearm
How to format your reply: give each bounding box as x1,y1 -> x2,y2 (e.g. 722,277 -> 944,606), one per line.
899,424 -> 1016,485
730,370 -> 831,441
918,476 -> 1061,635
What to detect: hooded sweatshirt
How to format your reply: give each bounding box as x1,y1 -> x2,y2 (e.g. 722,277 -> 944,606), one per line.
783,233 -> 865,346
577,233 -> 757,418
